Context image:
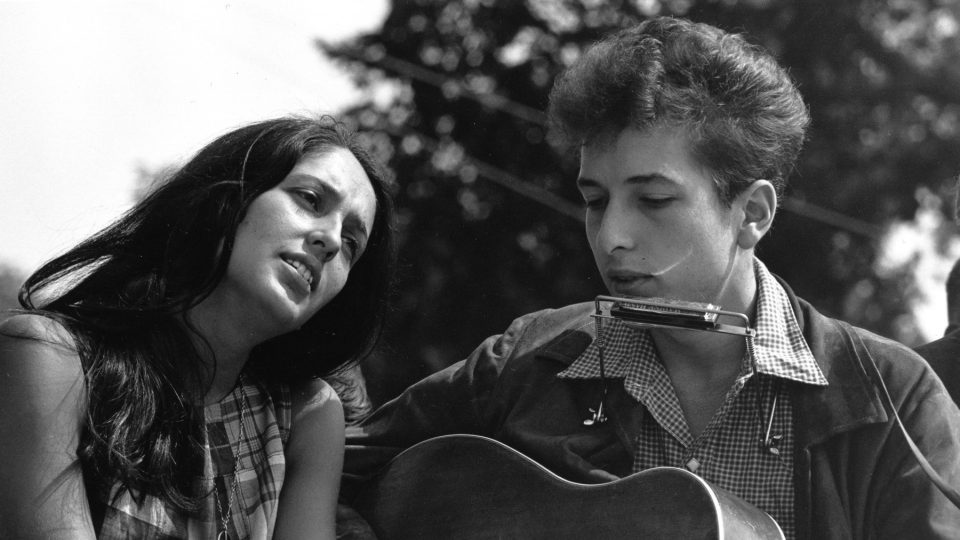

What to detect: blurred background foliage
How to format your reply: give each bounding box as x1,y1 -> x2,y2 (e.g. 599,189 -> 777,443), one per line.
322,0 -> 960,406
3,0 -> 959,410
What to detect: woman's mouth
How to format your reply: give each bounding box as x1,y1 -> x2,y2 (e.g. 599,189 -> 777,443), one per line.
282,256 -> 315,291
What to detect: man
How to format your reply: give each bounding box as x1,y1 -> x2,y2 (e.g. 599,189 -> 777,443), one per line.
915,256 -> 960,404
343,17 -> 960,539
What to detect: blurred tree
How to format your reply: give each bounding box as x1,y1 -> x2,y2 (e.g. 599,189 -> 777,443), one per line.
323,0 -> 960,406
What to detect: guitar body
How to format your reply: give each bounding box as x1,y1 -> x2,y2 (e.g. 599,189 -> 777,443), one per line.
352,434 -> 784,539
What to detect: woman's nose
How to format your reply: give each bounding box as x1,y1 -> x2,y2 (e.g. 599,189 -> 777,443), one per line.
307,220 -> 342,262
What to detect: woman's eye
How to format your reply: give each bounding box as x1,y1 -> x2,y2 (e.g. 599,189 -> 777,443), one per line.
343,237 -> 362,262
296,189 -> 322,211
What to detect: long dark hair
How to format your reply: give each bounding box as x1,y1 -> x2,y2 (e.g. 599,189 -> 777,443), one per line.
18,115 -> 396,512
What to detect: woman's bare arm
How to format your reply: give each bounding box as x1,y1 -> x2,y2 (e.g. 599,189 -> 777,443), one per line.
273,378 -> 345,540
0,314 -> 95,539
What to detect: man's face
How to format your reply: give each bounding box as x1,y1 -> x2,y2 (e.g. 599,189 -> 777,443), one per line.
577,125 -> 750,309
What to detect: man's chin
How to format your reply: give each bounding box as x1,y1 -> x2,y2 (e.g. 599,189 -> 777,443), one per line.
607,280 -> 658,299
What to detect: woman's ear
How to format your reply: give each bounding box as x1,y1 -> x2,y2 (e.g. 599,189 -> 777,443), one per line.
737,180 -> 777,250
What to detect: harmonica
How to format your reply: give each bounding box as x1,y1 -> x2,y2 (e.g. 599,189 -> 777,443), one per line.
595,295 -> 755,337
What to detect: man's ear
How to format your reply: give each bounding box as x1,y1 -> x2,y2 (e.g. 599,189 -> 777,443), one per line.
737,179 -> 777,250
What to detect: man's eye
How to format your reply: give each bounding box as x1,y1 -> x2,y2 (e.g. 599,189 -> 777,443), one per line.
639,195 -> 674,207
582,198 -> 606,210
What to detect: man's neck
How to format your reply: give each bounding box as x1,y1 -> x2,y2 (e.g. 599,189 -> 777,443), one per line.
652,329 -> 748,437
651,328 -> 746,383
648,259 -> 760,435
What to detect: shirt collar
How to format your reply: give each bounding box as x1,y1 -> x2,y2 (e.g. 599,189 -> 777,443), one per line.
557,259 -> 827,387
751,259 -> 827,385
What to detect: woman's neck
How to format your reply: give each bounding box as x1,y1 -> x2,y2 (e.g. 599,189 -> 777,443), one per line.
184,300 -> 255,405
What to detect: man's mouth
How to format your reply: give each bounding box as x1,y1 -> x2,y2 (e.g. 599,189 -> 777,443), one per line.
606,270 -> 653,295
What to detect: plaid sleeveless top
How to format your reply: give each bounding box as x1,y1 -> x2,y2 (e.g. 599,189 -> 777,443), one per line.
93,380 -> 292,539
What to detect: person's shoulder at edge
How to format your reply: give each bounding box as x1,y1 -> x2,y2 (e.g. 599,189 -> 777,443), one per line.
913,329 -> 960,405
914,328 -> 960,358
0,313 -> 93,538
0,312 -> 83,395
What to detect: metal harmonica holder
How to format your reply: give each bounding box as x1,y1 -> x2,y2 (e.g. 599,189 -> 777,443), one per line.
582,295 -> 755,427
593,295 -> 756,338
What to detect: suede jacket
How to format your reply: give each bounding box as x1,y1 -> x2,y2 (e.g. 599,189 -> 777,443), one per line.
344,283 -> 960,539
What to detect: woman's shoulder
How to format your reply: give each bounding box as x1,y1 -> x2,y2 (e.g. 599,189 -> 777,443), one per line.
0,314 -> 91,538
1,311 -> 77,345
289,378 -> 342,418
0,313 -> 83,391
284,378 -> 344,465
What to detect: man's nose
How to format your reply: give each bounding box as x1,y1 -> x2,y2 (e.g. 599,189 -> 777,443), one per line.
595,203 -> 635,254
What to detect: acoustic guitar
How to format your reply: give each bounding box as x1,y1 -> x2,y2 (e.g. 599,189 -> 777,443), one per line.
351,434 -> 784,539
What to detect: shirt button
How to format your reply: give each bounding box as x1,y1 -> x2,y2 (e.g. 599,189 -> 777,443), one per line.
686,458 -> 700,472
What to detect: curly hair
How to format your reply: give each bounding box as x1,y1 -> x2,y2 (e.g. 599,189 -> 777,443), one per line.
547,16 -> 810,204
18,115 -> 396,512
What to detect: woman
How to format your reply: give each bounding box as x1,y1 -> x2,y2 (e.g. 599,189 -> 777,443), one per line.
0,116 -> 395,539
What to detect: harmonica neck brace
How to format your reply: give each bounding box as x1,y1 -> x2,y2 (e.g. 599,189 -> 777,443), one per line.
582,295 -> 756,427
594,295 -> 756,337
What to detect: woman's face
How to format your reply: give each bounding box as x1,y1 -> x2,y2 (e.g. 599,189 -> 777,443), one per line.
214,147 -> 378,338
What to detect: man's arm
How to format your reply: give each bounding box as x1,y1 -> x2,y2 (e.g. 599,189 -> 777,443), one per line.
341,309 -> 543,488
343,334 -> 510,482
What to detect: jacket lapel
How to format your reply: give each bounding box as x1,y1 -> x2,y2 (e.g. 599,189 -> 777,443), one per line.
529,283 -> 890,465
535,318 -> 646,468
775,276 -> 888,447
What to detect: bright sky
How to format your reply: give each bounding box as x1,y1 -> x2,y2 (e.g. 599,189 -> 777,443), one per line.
0,0 -> 388,274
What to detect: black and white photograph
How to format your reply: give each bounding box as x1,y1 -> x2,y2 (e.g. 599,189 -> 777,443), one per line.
2,1 -> 960,538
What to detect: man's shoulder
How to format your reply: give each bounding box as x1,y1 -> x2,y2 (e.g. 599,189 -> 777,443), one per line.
801,300 -> 923,360
798,298 -> 940,388
500,302 -> 597,366
512,302 -> 596,332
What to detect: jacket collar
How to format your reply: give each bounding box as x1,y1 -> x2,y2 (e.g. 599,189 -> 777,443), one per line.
537,278 -> 889,449
774,276 -> 888,446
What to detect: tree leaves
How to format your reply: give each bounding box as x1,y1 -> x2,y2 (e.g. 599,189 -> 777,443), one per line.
325,0 -> 960,404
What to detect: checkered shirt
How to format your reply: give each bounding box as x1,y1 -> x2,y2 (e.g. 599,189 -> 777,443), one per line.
558,260 -> 827,540
96,380 -> 292,540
